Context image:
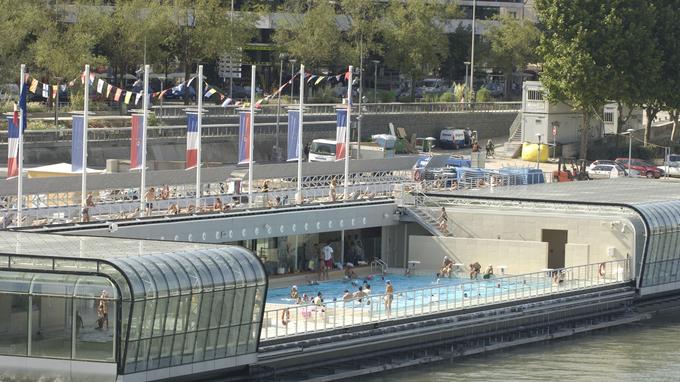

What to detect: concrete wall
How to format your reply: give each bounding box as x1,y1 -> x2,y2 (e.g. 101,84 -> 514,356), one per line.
7,111 -> 517,167
447,207 -> 635,262
407,206 -> 636,274
409,236 -> 548,275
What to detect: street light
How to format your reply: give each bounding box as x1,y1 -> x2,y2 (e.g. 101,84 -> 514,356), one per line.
622,128 -> 635,176
463,61 -> 470,99
289,59 -> 297,102
469,0 -> 477,100
275,53 -> 287,162
372,60 -> 380,103
536,133 -> 542,169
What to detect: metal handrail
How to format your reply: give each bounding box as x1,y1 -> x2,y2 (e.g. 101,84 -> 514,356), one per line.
260,259 -> 630,340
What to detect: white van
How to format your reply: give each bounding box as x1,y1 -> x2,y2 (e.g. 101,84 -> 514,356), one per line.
308,139 -> 337,162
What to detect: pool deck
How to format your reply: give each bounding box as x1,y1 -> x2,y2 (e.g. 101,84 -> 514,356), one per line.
267,265 -> 376,290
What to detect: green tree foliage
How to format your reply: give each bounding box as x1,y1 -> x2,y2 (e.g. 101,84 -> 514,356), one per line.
441,25 -> 472,84
535,0 -> 661,158
164,0 -> 257,103
339,0 -> 385,65
483,15 -> 540,100
0,1 -> 49,79
273,0 -> 346,68
382,0 -> 455,97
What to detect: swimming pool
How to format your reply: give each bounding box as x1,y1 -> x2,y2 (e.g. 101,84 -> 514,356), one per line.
266,274 -> 463,305
265,272 -> 544,311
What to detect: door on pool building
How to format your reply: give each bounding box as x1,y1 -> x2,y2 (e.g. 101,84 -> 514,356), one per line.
542,229 -> 568,269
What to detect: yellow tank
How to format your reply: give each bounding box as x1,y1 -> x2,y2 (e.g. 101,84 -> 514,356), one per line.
521,142 -> 550,162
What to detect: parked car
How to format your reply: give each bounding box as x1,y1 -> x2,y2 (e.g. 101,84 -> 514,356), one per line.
666,154 -> 680,167
415,78 -> 447,98
660,163 -> 680,177
482,82 -> 505,98
615,158 -> 663,178
588,160 -> 620,171
587,164 -> 626,179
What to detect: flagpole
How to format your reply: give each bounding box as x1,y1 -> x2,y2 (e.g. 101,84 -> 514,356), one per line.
344,66 -> 353,200
81,64 -> 89,210
140,64 -> 149,214
196,65 -> 203,209
297,64 -> 304,202
248,65 -> 255,207
17,64 -> 25,227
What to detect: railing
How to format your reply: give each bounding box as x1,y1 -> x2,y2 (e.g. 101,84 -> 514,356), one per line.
151,101 -> 521,118
8,172 -> 408,227
371,259 -> 388,274
405,171 -> 554,194
0,121 -> 336,144
259,259 -> 630,341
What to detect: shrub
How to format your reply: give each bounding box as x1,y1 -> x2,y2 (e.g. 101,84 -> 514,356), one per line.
439,92 -> 454,102
476,87 -> 491,103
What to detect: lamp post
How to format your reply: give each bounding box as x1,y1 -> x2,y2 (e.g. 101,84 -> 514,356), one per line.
289,59 -> 297,102
469,0 -> 477,100
536,133 -> 542,169
463,61 -> 470,99
372,60 -> 380,103
275,53 -> 287,162
624,128 -> 635,176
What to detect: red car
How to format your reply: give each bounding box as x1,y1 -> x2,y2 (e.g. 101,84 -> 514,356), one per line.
615,158 -> 663,178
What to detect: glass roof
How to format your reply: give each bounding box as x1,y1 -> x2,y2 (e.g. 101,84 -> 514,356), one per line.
0,231 -> 266,301
0,231 -> 220,259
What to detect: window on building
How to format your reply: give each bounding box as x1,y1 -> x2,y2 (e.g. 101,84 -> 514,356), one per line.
604,112 -> 615,123
528,90 -> 543,101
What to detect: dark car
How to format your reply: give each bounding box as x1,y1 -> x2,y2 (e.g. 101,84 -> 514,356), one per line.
615,158 -> 663,178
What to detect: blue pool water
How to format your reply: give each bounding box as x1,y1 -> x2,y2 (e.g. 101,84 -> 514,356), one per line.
266,273 -> 549,311
267,274 -> 461,305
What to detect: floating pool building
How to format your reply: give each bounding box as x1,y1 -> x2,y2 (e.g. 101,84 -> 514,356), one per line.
0,233 -> 266,382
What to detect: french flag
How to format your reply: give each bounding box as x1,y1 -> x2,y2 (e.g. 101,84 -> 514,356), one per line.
335,109 -> 348,160
7,116 -> 19,179
130,114 -> 144,170
186,113 -> 199,169
238,111 -> 252,164
7,85 -> 27,179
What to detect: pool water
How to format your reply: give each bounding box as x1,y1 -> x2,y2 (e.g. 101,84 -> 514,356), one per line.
265,273 -> 542,310
266,274 -> 461,305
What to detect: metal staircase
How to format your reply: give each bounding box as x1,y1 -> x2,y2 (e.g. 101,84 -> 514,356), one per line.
402,191 -> 453,237
503,112 -> 523,157
370,258 -> 389,274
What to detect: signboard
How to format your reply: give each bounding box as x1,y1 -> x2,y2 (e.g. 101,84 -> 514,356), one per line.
218,53 -> 242,79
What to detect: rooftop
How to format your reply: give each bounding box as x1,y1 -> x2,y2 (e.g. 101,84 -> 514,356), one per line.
438,178 -> 680,206
0,231 -> 220,260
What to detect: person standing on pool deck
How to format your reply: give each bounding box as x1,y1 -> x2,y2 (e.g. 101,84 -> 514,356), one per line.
315,243 -> 325,280
384,280 -> 394,317
322,242 -> 334,280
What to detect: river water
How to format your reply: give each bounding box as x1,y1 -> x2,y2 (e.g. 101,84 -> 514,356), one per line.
365,311 -> 680,382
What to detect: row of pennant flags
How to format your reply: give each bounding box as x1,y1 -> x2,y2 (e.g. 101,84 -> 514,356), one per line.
22,69 -> 355,108
8,67 -> 353,179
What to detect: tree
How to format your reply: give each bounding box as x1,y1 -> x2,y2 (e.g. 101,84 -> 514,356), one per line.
441,25 -> 472,85
0,1 -> 48,80
646,1 -> 680,143
535,0 -> 661,159
273,0 -> 346,69
483,15 -> 540,100
166,0 -> 257,104
382,0 -> 455,98
72,1 -> 175,89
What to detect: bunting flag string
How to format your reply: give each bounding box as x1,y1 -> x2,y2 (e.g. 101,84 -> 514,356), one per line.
19,68 -> 352,110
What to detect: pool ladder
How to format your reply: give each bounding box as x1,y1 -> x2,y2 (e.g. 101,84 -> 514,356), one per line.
371,259 -> 388,275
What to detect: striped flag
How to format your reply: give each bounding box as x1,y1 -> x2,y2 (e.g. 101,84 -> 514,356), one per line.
7,116 -> 20,179
335,109 -> 347,160
114,88 -> 122,102
96,79 -> 104,94
42,84 -> 49,98
238,111 -> 252,164
71,115 -> 85,172
186,113 -> 199,169
204,88 -> 217,98
130,114 -> 144,170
